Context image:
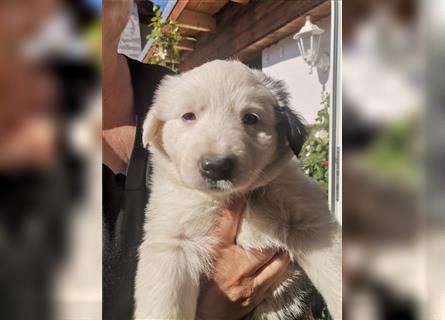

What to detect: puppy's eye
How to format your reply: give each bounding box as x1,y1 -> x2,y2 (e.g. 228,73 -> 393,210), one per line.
182,112 -> 196,121
242,113 -> 259,125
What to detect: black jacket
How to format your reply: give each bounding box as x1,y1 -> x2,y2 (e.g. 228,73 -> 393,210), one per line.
102,58 -> 174,320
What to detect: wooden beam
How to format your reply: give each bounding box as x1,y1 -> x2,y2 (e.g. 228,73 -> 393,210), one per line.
176,9 -> 216,33
182,36 -> 198,42
188,0 -> 230,15
178,39 -> 196,51
181,0 -> 329,70
235,1 -> 331,61
165,59 -> 180,65
143,45 -> 155,64
231,0 -> 249,4
178,46 -> 193,52
169,0 -> 189,21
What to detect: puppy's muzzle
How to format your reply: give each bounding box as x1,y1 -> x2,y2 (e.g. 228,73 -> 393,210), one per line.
199,155 -> 235,182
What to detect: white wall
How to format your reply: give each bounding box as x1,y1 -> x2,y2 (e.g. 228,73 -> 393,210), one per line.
262,17 -> 331,125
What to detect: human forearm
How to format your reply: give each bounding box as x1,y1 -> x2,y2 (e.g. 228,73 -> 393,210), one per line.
102,0 -> 134,130
102,52 -> 134,129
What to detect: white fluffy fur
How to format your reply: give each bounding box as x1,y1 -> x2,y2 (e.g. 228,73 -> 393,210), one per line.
135,60 -> 342,320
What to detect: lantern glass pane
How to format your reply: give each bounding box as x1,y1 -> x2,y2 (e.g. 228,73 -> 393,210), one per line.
312,34 -> 321,59
297,39 -> 304,58
301,36 -> 312,61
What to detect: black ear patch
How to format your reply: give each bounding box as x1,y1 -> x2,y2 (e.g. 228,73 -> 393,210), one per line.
275,106 -> 308,157
252,70 -> 308,157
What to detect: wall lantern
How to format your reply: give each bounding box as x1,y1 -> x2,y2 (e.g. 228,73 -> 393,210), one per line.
293,16 -> 330,74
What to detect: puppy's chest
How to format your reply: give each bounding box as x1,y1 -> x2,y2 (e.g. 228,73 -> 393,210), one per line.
236,194 -> 290,252
147,179 -> 295,250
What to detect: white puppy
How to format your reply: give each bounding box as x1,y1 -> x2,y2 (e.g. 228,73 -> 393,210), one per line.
135,60 -> 341,320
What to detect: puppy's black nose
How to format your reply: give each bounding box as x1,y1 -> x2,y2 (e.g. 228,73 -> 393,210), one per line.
199,156 -> 235,181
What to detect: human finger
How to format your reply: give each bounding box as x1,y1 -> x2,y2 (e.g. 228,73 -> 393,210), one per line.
252,251 -> 291,294
240,247 -> 278,277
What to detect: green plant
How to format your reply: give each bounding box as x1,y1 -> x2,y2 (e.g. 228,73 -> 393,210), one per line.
299,94 -> 332,319
299,92 -> 330,191
147,5 -> 182,72
363,118 -> 422,189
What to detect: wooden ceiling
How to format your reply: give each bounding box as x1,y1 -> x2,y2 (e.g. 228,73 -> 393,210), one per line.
164,0 -> 231,43
144,0 -> 330,70
185,0 -> 230,15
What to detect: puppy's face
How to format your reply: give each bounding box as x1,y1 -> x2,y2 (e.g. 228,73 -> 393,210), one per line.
144,60 -> 305,194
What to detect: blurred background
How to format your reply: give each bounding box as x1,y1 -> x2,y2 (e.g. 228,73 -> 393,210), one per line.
343,0 -> 444,319
0,0 -> 101,319
1,0 -> 444,320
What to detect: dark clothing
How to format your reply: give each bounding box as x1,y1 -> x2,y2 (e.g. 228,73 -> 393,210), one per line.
102,59 -> 174,320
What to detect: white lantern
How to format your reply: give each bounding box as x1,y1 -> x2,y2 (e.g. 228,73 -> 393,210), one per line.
293,16 -> 329,74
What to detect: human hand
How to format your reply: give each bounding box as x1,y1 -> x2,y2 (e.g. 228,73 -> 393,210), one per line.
197,199 -> 291,320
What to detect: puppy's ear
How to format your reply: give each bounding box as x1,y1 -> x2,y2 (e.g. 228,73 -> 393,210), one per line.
276,107 -> 308,156
252,70 -> 308,157
142,111 -> 163,149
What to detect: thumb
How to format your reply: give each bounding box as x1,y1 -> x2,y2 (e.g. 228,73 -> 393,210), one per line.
212,197 -> 246,245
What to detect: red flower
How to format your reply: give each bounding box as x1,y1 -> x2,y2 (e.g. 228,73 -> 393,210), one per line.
323,160 -> 329,167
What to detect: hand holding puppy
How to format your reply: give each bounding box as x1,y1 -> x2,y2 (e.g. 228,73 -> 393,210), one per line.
197,199 -> 291,320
